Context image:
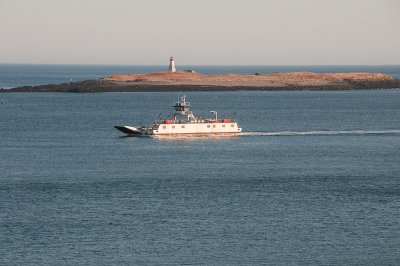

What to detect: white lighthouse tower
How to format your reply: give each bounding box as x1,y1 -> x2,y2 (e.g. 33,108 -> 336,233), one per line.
169,56 -> 176,72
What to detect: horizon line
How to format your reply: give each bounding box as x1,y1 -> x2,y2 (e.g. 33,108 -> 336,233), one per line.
1,63 -> 400,67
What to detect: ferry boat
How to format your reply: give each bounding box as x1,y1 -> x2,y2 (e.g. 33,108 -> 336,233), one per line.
114,96 -> 242,137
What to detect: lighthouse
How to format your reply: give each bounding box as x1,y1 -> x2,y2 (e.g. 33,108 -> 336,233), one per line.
169,56 -> 176,72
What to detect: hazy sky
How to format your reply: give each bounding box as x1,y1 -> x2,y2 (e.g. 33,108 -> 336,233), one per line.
0,0 -> 399,65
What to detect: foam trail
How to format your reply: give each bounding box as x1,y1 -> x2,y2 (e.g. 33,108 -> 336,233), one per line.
240,129 -> 400,137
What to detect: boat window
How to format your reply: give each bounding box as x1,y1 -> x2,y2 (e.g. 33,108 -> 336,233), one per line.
172,126 -> 175,129
231,124 -> 234,127
207,125 -> 210,128
163,126 -> 166,129
181,125 -> 185,128
213,125 -> 216,128
222,124 -> 225,128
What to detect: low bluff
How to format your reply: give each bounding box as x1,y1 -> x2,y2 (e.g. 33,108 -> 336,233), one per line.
2,71 -> 400,93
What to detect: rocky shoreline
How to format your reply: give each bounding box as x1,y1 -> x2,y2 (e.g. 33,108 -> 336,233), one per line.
1,71 -> 399,93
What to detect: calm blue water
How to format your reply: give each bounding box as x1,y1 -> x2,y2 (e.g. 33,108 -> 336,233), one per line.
1,90 -> 400,265
1,64 -> 400,88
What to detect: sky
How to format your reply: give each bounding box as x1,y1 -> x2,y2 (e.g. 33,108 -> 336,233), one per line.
0,0 -> 399,65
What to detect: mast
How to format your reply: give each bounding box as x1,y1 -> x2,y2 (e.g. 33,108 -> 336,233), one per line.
173,96 -> 195,121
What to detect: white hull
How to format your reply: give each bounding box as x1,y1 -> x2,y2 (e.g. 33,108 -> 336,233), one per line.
115,122 -> 242,137
153,122 -> 241,135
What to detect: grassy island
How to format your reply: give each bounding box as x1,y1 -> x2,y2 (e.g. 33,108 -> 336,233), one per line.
2,71 -> 399,93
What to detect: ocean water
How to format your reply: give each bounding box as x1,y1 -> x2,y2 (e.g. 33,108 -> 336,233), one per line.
1,64 -> 400,89
1,90 -> 400,265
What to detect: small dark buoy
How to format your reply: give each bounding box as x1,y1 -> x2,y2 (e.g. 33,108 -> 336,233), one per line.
255,72 -> 261,76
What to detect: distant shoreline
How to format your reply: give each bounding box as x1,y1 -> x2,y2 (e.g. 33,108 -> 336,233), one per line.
1,71 -> 399,93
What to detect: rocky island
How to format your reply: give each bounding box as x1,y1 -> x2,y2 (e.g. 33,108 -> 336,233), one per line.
1,71 -> 399,93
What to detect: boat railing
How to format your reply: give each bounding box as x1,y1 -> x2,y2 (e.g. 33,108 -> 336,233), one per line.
174,101 -> 190,107
157,118 -> 235,124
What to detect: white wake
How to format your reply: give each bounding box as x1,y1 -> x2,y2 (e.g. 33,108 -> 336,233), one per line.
240,129 -> 400,137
